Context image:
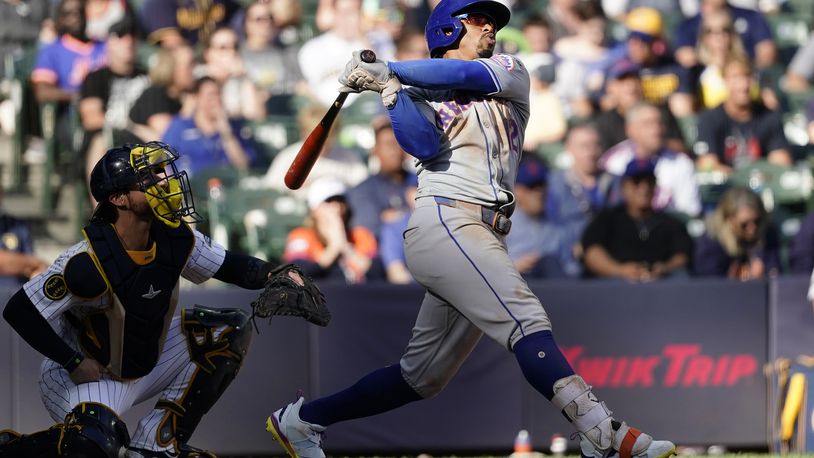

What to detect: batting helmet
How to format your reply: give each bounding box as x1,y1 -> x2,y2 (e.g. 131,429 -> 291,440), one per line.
89,141 -> 200,228
425,0 -> 511,58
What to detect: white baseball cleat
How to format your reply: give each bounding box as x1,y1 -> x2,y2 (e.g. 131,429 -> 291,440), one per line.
552,375 -> 676,458
577,422 -> 676,458
266,397 -> 326,458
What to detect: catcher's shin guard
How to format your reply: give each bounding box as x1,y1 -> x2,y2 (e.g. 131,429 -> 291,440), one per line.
552,375 -> 676,458
153,306 -> 252,450
0,403 -> 129,458
0,427 -> 62,457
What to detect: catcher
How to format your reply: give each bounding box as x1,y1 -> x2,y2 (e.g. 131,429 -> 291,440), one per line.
0,142 -> 328,458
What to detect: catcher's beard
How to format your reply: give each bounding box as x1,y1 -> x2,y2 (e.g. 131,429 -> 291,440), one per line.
124,193 -> 155,222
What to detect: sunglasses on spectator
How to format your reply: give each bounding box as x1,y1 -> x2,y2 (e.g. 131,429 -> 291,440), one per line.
211,43 -> 237,50
703,26 -> 734,34
456,12 -> 496,28
628,175 -> 656,185
249,15 -> 272,22
735,218 -> 759,230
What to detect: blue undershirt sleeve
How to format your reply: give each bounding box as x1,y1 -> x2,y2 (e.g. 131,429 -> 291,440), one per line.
387,90 -> 441,162
389,59 -> 499,93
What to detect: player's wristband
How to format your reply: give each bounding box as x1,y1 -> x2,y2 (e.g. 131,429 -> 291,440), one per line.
62,350 -> 85,373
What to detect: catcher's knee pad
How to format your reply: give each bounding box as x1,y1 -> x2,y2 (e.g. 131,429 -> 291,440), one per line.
154,306 -> 252,448
59,402 -> 130,458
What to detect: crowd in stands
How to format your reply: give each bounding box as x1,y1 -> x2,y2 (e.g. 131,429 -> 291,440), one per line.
2,0 -> 814,287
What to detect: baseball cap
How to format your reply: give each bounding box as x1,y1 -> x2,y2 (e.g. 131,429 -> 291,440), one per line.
607,58 -> 640,80
625,7 -> 663,42
307,178 -> 347,210
108,15 -> 138,38
622,158 -> 657,179
516,156 -> 548,187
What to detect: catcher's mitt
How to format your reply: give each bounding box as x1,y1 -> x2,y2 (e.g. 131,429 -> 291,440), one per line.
250,264 -> 329,329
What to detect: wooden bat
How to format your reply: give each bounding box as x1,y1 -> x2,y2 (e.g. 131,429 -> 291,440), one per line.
285,49 -> 377,190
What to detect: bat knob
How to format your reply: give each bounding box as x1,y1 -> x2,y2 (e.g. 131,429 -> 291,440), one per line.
360,49 -> 377,63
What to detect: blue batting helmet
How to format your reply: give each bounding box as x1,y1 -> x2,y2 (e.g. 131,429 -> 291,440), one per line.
425,0 -> 511,58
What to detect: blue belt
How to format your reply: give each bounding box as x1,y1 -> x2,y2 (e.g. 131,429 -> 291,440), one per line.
433,196 -> 512,235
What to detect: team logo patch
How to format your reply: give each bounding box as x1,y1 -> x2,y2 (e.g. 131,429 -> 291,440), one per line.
1,232 -> 19,251
490,54 -> 515,71
43,274 -> 68,300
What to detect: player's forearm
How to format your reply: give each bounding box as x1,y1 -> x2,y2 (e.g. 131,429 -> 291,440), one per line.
213,251 -> 273,289
3,289 -> 83,371
389,59 -> 498,93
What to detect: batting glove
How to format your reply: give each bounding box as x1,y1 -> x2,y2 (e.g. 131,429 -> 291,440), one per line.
338,50 -> 402,108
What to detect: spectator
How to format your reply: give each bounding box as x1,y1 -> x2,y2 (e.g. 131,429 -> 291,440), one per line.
673,0 -> 776,69
379,174 -> 418,284
553,0 -> 611,119
601,102 -> 701,216
85,0 -> 128,41
394,27 -> 429,61
790,211 -> 814,274
240,0 -> 303,112
199,26 -> 266,120
298,0 -> 392,107
0,0 -> 50,77
623,7 -> 694,117
518,13 -> 553,61
785,35 -> 814,92
601,0 -> 695,20
694,55 -> 791,171
128,44 -> 195,141
264,103 -> 368,199
346,117 -> 413,239
79,16 -> 149,186
546,124 -> 617,277
139,0 -> 240,47
524,57 -> 567,150
581,158 -> 693,281
269,0 -> 309,48
161,76 -> 256,178
31,0 -> 106,104
693,186 -> 780,279
0,187 -> 47,287
595,58 -> 686,153
506,156 -> 565,279
543,0 -> 581,42
283,178 -> 378,284
694,9 -> 773,110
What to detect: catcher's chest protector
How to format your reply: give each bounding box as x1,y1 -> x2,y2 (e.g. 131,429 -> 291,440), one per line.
76,222 -> 195,379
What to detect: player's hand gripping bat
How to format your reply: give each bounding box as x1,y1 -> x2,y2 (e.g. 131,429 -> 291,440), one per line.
284,49 -> 377,190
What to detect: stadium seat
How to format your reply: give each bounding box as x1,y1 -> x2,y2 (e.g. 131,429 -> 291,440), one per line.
535,141 -> 568,169
677,115 -> 698,149
247,115 -> 300,165
6,45 -> 39,191
730,160 -> 812,211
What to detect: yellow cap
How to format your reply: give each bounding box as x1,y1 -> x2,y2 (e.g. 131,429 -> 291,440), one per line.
625,7 -> 663,37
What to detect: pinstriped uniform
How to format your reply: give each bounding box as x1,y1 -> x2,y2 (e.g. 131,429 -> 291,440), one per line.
397,54 -> 553,398
24,230 -> 226,453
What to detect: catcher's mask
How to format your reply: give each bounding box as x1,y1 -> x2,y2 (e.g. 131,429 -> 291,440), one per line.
90,141 -> 201,227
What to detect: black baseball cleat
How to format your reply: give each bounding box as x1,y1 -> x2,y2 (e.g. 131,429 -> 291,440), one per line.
127,444 -> 217,458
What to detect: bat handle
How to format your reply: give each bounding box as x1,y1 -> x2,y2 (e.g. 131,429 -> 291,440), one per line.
360,49 -> 377,63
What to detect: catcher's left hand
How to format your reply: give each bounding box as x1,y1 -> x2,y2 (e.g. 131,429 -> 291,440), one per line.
250,264 -> 329,329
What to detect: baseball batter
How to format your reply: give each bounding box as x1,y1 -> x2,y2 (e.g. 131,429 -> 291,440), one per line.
266,2 -> 676,458
0,142 -> 309,458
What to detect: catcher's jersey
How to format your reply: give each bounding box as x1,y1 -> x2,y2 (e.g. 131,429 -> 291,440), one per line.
23,229 -> 226,351
407,54 -> 530,211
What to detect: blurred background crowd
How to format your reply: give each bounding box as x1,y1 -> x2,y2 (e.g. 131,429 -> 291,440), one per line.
3,0 -> 814,287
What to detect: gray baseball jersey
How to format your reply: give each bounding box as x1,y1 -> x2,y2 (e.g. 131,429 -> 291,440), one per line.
395,54 -> 552,398
26,229 -> 226,454
408,54 -> 531,211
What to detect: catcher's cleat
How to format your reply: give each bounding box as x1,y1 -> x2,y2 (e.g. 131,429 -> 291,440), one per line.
126,444 -> 217,457
251,264 -> 330,330
266,397 -> 326,458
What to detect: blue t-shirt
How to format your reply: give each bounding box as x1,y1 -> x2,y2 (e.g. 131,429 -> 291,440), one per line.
161,116 -> 257,177
32,35 -> 106,92
380,212 -> 410,270
673,6 -> 773,59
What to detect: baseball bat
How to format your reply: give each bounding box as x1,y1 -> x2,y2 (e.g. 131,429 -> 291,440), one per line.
284,49 -> 377,190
